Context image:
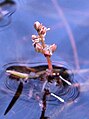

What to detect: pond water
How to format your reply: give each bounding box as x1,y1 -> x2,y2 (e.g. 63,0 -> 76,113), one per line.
0,0 -> 89,119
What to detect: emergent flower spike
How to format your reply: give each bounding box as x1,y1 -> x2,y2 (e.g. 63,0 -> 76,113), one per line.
32,21 -> 57,71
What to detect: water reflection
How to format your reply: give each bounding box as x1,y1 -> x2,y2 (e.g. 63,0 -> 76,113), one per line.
0,0 -> 16,29
0,62 -> 80,119
0,0 -> 89,119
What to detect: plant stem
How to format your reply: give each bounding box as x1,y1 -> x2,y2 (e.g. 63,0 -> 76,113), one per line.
46,56 -> 52,70
40,89 -> 50,119
41,36 -> 53,71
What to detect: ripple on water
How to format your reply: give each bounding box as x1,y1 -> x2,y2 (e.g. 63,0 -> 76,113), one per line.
0,0 -> 16,29
0,62 -> 80,105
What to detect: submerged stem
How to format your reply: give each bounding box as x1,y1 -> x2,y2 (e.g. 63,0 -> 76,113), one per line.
40,89 -> 50,119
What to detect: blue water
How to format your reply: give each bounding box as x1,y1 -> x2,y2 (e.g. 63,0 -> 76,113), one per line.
0,0 -> 89,119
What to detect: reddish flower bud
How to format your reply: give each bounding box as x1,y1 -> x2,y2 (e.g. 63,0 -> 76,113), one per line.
34,21 -> 41,31
31,35 -> 37,40
35,43 -> 43,53
34,21 -> 50,37
50,44 -> 57,53
43,44 -> 57,57
31,35 -> 41,45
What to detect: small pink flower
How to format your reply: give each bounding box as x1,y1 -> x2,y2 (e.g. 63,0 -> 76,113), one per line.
39,26 -> 46,35
39,26 -> 50,37
43,44 -> 57,57
34,43 -> 43,53
31,35 -> 37,40
50,44 -> 57,53
31,35 -> 40,44
34,21 -> 50,37
34,21 -> 41,31
43,49 -> 51,57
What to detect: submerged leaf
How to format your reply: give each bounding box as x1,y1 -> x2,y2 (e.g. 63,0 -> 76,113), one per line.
4,82 -> 23,115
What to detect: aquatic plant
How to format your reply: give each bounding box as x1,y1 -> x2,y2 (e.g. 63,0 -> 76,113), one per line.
3,21 -> 79,119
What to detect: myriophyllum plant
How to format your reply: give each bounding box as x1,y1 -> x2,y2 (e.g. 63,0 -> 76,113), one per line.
32,21 -> 57,72
32,21 -> 71,86
4,21 -> 72,118
32,22 -> 64,119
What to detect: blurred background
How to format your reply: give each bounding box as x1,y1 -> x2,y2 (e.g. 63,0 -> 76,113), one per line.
0,0 -> 89,119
